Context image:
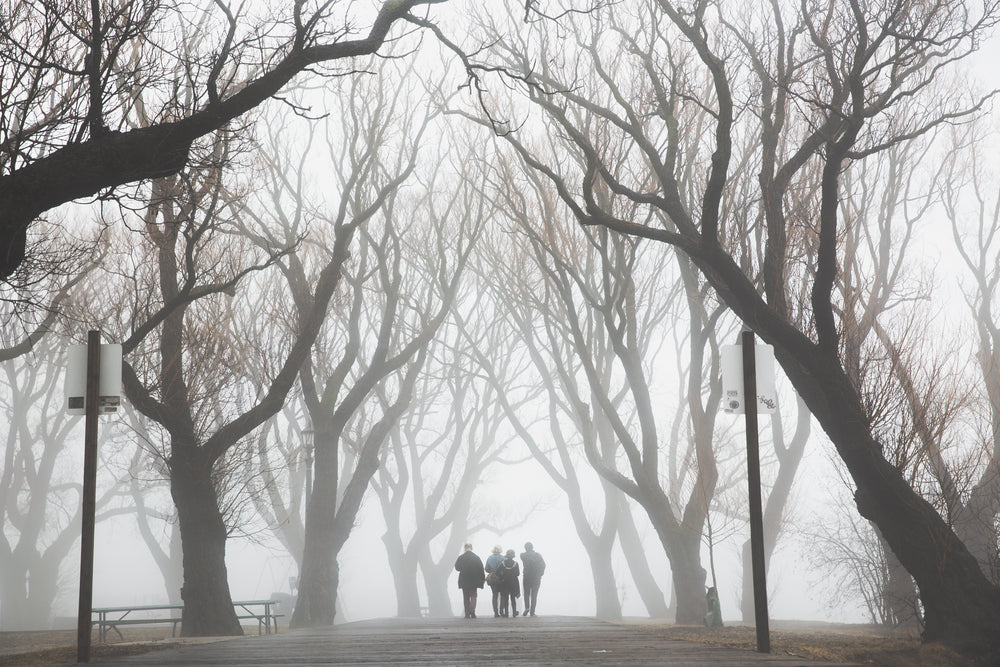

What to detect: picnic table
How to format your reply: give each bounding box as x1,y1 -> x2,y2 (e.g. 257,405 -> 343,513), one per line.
92,599 -> 283,642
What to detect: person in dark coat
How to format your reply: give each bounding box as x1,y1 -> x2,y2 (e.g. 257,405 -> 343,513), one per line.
454,543 -> 486,618
495,549 -> 521,618
484,545 -> 504,617
520,541 -> 546,617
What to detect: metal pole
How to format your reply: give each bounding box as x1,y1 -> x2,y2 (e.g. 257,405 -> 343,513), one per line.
77,330 -> 101,662
741,329 -> 770,653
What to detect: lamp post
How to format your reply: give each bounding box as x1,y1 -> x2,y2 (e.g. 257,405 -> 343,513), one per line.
722,331 -> 776,653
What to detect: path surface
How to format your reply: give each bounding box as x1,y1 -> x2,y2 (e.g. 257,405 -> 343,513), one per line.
77,616 -> 861,666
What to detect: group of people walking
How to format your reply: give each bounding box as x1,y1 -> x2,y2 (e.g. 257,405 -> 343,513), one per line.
454,542 -> 546,619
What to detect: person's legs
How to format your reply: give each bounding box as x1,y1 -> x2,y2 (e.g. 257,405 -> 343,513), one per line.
469,591 -> 478,618
491,584 -> 500,617
511,590 -> 518,617
500,592 -> 509,617
462,588 -> 474,618
525,580 -> 539,615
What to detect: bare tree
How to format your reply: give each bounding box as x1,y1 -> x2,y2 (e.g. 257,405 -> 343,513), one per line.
290,196 -> 474,627
471,149 -> 703,618
249,402 -> 312,580
939,123 -> 1000,582
806,489 -> 919,626
0,0 -> 447,279
69,106 -> 356,634
254,75 -> 481,627
119,402 -> 184,605
371,325 -> 513,618
0,332 -> 132,628
737,397 -> 811,622
443,0 -> 1000,654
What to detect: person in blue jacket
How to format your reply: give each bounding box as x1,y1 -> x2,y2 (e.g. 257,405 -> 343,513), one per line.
484,545 -> 504,617
454,543 -> 486,618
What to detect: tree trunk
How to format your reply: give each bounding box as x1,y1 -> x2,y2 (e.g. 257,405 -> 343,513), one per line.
679,246 -> 1000,655
165,524 -> 184,605
953,490 -> 1000,585
0,545 -> 64,630
880,534 -> 919,628
419,549 -> 454,618
666,533 -> 706,625
740,539 -> 753,624
616,501 -> 669,618
642,496 -> 705,624
782,349 -> 1000,654
383,533 -> 422,617
0,554 -> 50,630
586,544 -> 622,620
566,475 -> 622,620
0,559 -> 29,630
170,448 -> 242,637
291,425 -> 354,628
289,492 -> 338,626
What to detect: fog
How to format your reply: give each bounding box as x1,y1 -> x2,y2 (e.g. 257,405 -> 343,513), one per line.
53,418 -> 864,628
5,0 -> 1000,651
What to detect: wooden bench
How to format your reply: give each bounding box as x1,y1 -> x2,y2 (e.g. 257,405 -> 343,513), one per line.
92,599 -> 282,642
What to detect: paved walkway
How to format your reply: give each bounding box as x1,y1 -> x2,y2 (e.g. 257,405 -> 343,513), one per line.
79,616 -> 861,666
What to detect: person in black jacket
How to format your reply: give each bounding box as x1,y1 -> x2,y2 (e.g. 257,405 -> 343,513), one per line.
520,542 -> 546,617
495,549 -> 521,618
454,543 -> 486,618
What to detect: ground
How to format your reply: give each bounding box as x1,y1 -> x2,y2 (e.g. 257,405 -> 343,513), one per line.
0,620 -> 982,666
650,623 -> 974,666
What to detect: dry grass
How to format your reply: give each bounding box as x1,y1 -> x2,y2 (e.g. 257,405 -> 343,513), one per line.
0,641 -> 180,666
652,624 -> 980,667
0,626 -> 260,666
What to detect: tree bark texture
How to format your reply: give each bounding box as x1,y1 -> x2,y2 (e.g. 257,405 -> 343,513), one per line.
170,447 -> 242,637
290,432 -> 339,628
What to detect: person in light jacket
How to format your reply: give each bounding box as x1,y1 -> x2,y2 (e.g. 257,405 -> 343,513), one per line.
454,543 -> 486,618
484,545 -> 504,617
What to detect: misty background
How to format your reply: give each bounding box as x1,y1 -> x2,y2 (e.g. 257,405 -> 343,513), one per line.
3,0 -> 1000,644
